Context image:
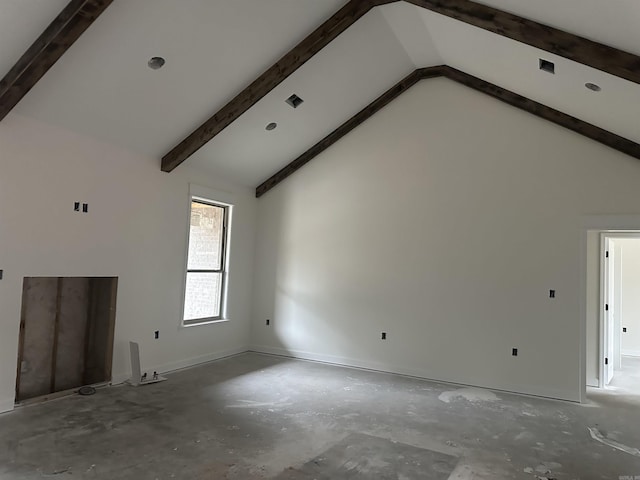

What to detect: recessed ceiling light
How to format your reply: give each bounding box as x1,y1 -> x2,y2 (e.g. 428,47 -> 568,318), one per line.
265,122 -> 277,131
148,56 -> 165,70
585,82 -> 601,92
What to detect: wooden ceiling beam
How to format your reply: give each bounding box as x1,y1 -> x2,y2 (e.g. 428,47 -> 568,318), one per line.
161,0 -> 381,172
255,66 -> 640,198
441,66 -> 640,162
162,0 -> 640,173
255,66 -> 443,197
406,0 -> 640,85
0,0 -> 113,122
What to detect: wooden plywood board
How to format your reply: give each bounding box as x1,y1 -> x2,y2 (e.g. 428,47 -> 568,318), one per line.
55,277 -> 90,392
17,278 -> 57,401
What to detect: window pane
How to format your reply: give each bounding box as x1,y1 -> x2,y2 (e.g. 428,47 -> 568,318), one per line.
183,272 -> 222,320
188,202 -> 224,270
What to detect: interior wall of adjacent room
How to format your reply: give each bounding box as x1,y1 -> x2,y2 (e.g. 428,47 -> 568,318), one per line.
250,77 -> 640,402
0,113 -> 256,413
613,240 -> 623,370
619,238 -> 640,357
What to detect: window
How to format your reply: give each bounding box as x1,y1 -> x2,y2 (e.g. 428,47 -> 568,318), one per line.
182,196 -> 230,325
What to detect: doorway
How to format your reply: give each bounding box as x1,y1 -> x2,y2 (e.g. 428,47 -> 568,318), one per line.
15,277 -> 118,403
600,234 -> 640,394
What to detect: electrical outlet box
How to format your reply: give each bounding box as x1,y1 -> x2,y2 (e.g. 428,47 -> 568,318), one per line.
549,290 -> 555,298
512,348 -> 518,356
154,330 -> 159,339
623,327 -> 627,333
0,270 -> 3,280
266,319 -> 270,326
74,202 -> 80,212
381,332 -> 387,340
82,203 -> 88,213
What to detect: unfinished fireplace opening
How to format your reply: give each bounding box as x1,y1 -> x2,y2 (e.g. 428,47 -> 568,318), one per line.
15,277 -> 118,403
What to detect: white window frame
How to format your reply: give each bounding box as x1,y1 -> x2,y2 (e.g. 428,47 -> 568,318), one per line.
181,184 -> 234,327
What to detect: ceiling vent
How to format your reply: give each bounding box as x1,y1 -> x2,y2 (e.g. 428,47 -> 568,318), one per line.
539,59 -> 555,74
286,94 -> 304,109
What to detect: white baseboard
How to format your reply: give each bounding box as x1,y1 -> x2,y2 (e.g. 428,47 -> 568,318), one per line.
250,344 -> 579,403
622,350 -> 640,357
1,347 -> 251,412
111,345 -> 249,385
0,397 -> 15,415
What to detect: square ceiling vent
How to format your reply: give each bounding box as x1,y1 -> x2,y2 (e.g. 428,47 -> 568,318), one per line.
539,58 -> 555,74
286,94 -> 304,108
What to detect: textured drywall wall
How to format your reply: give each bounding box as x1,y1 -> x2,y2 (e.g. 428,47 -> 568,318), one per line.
251,78 -> 640,402
586,232 -> 600,386
0,114 -> 256,412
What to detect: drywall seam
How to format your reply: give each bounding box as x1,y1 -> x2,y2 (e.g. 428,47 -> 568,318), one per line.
249,345 -> 578,402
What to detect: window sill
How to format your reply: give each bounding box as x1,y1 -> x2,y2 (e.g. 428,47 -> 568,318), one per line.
181,318 -> 230,328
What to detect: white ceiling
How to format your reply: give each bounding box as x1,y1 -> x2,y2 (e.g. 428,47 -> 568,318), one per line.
2,0 -> 640,187
475,0 -> 640,56
0,0 -> 69,77
188,8 -> 418,186
11,0 -> 346,159
419,7 -> 640,144
378,2 -> 441,68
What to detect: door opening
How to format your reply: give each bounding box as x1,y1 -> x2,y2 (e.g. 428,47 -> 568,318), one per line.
598,233 -> 640,394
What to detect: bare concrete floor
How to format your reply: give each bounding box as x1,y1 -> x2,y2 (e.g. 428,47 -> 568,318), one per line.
609,356 -> 640,394
1,352 -> 640,479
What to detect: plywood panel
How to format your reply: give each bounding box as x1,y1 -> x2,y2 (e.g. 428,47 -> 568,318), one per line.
54,277 -> 89,392
84,277 -> 117,384
18,278 -> 57,401
16,276 -> 118,402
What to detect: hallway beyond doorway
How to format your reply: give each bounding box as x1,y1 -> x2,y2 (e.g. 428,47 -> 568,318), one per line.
610,355 -> 640,394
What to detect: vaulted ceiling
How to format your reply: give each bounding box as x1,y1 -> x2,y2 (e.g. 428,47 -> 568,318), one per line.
1,0 -> 639,195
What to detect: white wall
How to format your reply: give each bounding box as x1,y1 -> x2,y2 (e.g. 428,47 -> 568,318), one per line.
0,113 -> 256,413
585,231 -> 600,386
619,239 -> 640,356
251,78 -> 640,402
